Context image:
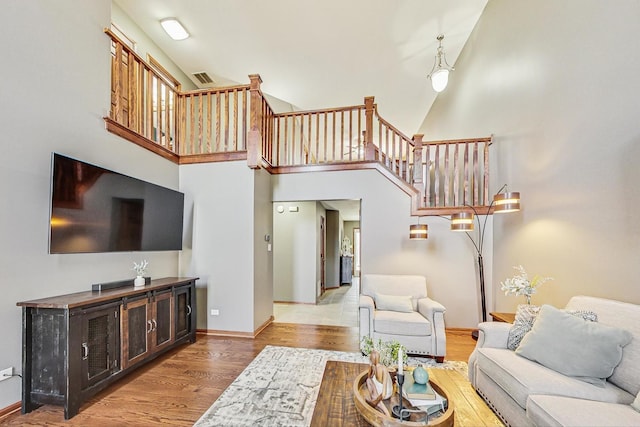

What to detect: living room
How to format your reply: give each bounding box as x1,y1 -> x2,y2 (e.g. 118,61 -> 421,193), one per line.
2,0 -> 640,425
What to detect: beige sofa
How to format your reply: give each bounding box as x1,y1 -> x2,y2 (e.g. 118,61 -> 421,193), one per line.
358,274 -> 446,361
469,296 -> 640,426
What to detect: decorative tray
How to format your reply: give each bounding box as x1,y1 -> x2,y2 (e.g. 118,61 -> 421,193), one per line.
352,370 -> 454,426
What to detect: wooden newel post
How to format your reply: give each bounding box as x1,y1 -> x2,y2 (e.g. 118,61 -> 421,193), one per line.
412,134 -> 424,208
364,96 -> 375,161
247,74 -> 263,169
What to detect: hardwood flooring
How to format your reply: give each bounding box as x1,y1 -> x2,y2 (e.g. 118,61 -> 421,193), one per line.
1,324 -> 477,426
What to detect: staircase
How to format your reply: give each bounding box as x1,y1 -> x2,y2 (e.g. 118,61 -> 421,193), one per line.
105,29 -> 493,216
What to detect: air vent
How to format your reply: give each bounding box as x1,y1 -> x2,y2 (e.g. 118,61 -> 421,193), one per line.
192,72 -> 215,85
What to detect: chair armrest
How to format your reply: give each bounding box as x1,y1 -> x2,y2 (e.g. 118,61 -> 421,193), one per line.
359,295 -> 375,341
417,297 -> 445,320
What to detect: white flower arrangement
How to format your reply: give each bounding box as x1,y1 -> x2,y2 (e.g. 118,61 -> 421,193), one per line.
132,260 -> 148,277
500,265 -> 553,304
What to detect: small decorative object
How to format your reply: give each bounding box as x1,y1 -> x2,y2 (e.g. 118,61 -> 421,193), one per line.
500,265 -> 553,305
132,260 -> 148,287
391,350 -> 410,420
360,336 -> 406,368
364,349 -> 392,416
412,365 -> 429,385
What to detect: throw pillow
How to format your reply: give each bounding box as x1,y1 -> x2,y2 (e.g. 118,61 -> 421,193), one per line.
633,391 -> 640,413
375,293 -> 413,313
516,305 -> 632,386
507,304 -> 598,350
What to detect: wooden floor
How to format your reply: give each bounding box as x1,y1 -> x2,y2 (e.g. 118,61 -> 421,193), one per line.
1,324 -> 477,426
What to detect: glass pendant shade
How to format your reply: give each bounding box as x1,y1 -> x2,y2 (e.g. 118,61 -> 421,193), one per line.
493,192 -> 521,213
451,212 -> 474,231
431,69 -> 449,92
409,224 -> 428,240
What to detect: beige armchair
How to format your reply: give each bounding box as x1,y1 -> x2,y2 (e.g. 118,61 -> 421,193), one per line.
359,274 -> 446,362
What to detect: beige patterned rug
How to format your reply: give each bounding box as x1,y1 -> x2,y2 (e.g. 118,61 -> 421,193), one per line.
193,345 -> 467,427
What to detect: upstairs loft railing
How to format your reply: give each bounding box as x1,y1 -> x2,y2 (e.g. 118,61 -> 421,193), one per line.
104,29 -> 491,214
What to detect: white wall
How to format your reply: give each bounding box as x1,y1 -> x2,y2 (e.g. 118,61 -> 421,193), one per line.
272,170 -> 489,328
179,161 -> 254,332
0,0 -> 181,409
420,0 -> 640,311
273,201 -> 318,303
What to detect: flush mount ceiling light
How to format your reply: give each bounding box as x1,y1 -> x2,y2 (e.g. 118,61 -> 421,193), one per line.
160,18 -> 190,41
427,34 -> 454,93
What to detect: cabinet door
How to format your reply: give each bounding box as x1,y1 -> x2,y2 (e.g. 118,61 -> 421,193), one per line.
80,304 -> 120,389
174,284 -> 194,341
151,291 -> 174,351
121,297 -> 150,369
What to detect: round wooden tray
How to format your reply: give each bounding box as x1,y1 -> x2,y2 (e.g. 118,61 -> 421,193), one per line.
353,370 -> 454,427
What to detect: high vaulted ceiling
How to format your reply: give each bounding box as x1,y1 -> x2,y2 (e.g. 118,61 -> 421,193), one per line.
114,0 -> 487,137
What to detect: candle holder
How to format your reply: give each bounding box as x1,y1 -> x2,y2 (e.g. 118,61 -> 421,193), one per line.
391,373 -> 410,421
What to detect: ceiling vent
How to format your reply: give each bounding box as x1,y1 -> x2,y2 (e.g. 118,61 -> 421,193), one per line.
192,71 -> 215,85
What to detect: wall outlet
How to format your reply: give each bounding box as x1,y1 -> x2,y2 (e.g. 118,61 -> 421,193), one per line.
0,367 -> 12,382
210,309 -> 220,316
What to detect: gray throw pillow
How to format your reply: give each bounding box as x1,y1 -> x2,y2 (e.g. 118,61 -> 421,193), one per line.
375,293 -> 414,313
507,304 -> 598,350
516,305 -> 632,386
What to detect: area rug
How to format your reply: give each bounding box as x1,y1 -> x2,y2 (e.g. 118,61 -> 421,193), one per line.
193,345 -> 467,427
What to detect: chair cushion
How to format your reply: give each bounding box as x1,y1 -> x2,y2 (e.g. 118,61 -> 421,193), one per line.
375,293 -> 413,313
374,310 -> 431,336
516,305 -> 632,386
527,395 -> 640,427
476,348 -> 634,410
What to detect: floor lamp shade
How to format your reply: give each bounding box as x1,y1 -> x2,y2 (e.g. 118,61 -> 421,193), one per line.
493,192 -> 521,213
409,224 -> 428,240
451,212 -> 474,231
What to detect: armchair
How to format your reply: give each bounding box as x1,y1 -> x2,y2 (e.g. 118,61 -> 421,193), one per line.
359,274 -> 446,362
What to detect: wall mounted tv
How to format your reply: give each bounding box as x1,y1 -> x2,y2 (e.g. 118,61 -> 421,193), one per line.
49,153 -> 184,254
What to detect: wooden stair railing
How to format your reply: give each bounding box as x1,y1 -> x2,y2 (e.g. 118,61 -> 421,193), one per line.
104,29 -> 492,215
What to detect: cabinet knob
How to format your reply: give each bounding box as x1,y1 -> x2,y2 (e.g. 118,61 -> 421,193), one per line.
151,319 -> 157,331
147,320 -> 153,333
186,305 -> 192,316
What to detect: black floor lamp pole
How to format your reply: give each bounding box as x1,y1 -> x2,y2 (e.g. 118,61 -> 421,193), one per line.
477,253 -> 487,323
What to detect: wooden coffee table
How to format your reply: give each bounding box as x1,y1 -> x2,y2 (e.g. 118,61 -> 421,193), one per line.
310,361 -> 503,426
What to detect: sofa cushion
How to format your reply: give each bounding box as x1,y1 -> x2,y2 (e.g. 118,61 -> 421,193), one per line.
507,304 -> 598,350
375,293 -> 413,313
516,305 -> 632,386
476,348 -> 634,410
527,395 -> 640,427
633,391 -> 640,413
374,310 -> 431,336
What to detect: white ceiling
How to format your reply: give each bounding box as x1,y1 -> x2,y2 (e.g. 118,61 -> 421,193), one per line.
114,0 -> 487,136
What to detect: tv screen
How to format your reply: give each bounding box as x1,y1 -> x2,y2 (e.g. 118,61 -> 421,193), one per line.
49,153 -> 184,254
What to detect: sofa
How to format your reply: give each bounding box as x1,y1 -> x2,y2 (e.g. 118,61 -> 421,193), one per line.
468,296 -> 640,426
358,274 -> 446,361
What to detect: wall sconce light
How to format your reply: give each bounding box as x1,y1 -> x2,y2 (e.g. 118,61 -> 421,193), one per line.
427,34 -> 454,93
409,222 -> 428,240
160,18 -> 190,41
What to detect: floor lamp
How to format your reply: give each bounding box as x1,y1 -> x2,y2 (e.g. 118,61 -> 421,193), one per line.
450,185 -> 521,340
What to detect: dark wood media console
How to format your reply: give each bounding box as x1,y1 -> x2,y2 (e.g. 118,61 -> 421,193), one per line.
16,276 -> 197,419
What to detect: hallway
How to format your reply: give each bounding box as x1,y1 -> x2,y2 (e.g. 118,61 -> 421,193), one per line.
273,278 -> 359,327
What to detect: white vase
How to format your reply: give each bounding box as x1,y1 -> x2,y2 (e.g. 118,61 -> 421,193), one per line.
134,276 -> 145,287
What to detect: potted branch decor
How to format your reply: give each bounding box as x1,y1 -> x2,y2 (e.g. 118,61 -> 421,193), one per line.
132,260 -> 148,287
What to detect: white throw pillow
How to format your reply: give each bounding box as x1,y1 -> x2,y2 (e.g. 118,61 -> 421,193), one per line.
375,293 -> 413,313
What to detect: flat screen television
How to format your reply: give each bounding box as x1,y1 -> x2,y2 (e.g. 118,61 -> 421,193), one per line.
49,153 -> 184,254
